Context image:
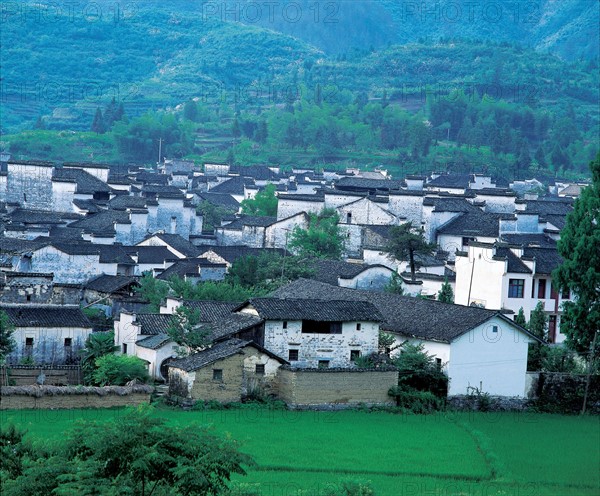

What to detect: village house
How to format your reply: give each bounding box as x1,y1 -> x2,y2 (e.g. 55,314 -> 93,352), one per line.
1,304 -> 93,365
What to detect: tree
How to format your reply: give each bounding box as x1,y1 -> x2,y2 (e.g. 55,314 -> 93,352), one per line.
166,306 -> 208,355
437,278 -> 454,303
93,354 -> 150,386
385,223 -> 437,283
553,153 -> 600,355
392,342 -> 448,398
385,272 -> 404,295
514,307 -> 527,327
183,99 -> 198,121
241,184 -> 277,217
135,273 -> 170,312
80,332 -> 118,385
527,301 -> 548,371
0,310 -> 16,364
91,107 -> 105,134
1,405 -> 252,495
288,209 -> 343,260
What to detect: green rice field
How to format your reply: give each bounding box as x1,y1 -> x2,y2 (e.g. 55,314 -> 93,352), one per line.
1,407 -> 598,496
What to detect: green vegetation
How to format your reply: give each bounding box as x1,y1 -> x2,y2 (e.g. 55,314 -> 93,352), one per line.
241,184 -> 278,217
92,354 -> 150,386
0,310 -> 16,364
166,306 -> 208,354
437,278 -> 454,303
289,209 -> 344,259
79,332 -> 118,384
554,153 -> 600,356
385,223 -> 437,282
2,407 -> 599,495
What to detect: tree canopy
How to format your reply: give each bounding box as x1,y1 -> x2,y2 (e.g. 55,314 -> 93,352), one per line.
288,209 -> 344,259
553,153 -> 600,355
240,184 -> 278,217
385,223 -> 437,282
0,310 -> 16,364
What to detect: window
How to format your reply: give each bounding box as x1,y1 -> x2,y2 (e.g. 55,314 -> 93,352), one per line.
282,321 -> 288,329
346,212 -> 352,224
288,349 -> 299,361
537,279 -> 546,299
561,288 -> 570,300
492,326 -> 498,333
64,338 -> 72,347
356,323 -> 361,331
25,337 -> 34,347
212,369 -> 223,381
350,350 -> 361,362
462,237 -> 475,247
122,343 -> 127,354
508,279 -> 525,298
302,321 -> 342,334
318,360 -> 330,369
255,364 -> 265,375
548,315 -> 557,343
26,294 -> 31,302
435,358 -> 442,369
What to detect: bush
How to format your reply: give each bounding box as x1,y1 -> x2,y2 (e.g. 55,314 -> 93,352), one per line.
388,386 -> 445,413
92,354 -> 149,386
393,343 -> 448,398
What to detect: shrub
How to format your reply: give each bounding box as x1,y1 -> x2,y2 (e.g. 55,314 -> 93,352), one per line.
388,386 -> 445,413
92,354 -> 149,386
393,343 -> 448,398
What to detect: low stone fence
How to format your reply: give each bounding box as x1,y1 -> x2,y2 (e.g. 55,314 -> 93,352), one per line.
277,367 -> 398,409
1,366 -> 83,386
447,395 -> 530,412
0,385 -> 154,410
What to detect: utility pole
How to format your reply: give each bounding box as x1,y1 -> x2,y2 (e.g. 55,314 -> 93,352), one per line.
581,330 -> 598,415
157,138 -> 163,168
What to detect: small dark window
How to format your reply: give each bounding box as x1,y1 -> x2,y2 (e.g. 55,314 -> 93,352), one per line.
25,337 -> 34,347
122,343 -> 127,355
492,326 -> 498,333
537,279 -> 546,299
288,349 -> 299,361
255,364 -> 265,375
346,212 -> 352,224
508,279 -> 525,298
26,294 -> 31,302
435,358 -> 442,369
330,322 -> 342,334
350,350 -> 360,362
282,321 -> 288,329
561,288 -> 570,300
318,360 -> 330,369
356,323 -> 361,331
213,369 -> 223,381
64,338 -> 72,347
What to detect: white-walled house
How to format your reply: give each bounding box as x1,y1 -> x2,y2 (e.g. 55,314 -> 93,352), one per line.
454,242 -> 570,343
271,279 -> 540,397
235,297 -> 382,368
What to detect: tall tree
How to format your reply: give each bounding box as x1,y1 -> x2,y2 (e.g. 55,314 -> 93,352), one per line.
385,223 -> 437,283
79,332 -> 118,385
91,107 -> 105,134
241,184 -> 277,217
437,278 -> 454,303
514,307 -> 527,327
288,209 -> 343,260
553,153 -> 600,355
527,301 -> 548,371
0,310 -> 15,364
166,306 -> 208,355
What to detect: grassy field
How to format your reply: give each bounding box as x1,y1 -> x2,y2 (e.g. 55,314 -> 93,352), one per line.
1,407 -> 598,496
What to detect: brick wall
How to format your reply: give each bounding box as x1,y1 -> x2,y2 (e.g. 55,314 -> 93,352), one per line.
277,368 -> 398,408
189,354 -> 244,403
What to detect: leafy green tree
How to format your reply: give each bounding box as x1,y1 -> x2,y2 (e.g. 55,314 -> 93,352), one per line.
183,99 -> 198,121
93,354 -> 149,386
135,273 -> 170,312
514,307 -> 527,327
542,346 -> 584,373
80,332 -> 118,385
1,405 -> 252,496
384,272 -> 404,295
166,306 -> 208,354
553,153 -> 600,355
288,209 -> 343,260
385,223 -> 436,283
392,342 -> 448,398
527,301 -> 548,371
198,200 -> 231,233
241,184 -> 277,217
91,107 -> 105,134
437,278 -> 454,303
227,253 -> 313,289
0,310 -> 16,363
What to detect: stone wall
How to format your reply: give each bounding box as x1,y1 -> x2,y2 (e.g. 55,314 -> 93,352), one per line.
277,368 -> 398,408
188,353 -> 244,403
2,366 -> 83,386
0,385 -> 153,410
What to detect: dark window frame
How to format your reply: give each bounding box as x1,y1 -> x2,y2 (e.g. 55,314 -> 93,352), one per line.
537,279 -> 547,299
318,360 -> 330,369
508,279 -> 525,298
212,369 -> 223,381
350,350 -> 361,362
255,364 -> 265,376
301,320 -> 343,334
288,349 -> 299,361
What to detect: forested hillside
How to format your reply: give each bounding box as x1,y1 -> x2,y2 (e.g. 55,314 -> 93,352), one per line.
1,1 -> 598,180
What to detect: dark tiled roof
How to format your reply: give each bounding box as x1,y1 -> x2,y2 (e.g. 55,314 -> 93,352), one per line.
0,305 -> 91,328
210,176 -> 254,194
208,313 -> 264,341
53,168 -> 112,194
522,247 -> 564,275
500,234 -> 556,248
0,238 -> 48,254
73,199 -> 102,213
542,215 -> 567,230
222,215 -> 278,229
194,192 -> 240,210
307,260 -> 390,286
334,177 -> 404,192
437,212 -> 509,238
8,209 -> 82,225
197,246 -> 285,264
132,246 -> 179,264
85,274 -> 139,293
242,297 -> 383,322
270,279 -> 515,343
156,258 -> 225,280
494,247 -> 532,274
524,199 -> 573,216
108,196 -> 148,210
68,210 -> 131,235
427,174 -> 471,188
230,165 -> 279,181
423,197 -> 480,213
141,185 -> 185,199
134,172 -> 169,185
182,300 -> 243,322
277,193 -> 325,202
98,245 -> 136,265
136,333 -> 172,350
170,337 -> 286,372
135,314 -> 175,336
151,234 -> 201,258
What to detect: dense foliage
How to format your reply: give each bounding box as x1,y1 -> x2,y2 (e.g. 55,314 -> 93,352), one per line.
0,405 -> 252,495
80,331 -> 118,384
0,310 -> 16,363
240,184 -> 278,217
288,209 -> 344,259
93,354 -> 150,386
385,223 -> 436,281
